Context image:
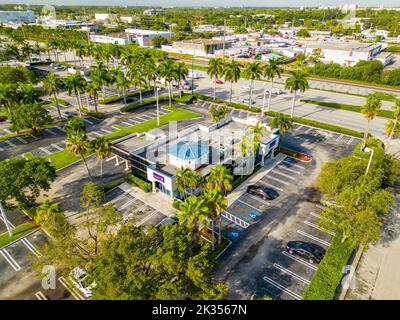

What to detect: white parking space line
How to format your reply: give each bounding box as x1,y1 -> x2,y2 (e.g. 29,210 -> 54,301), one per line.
281,251 -> 318,271
121,121 -> 134,127
273,170 -> 296,181
0,249 -> 21,271
91,131 -> 102,136
335,134 -> 344,142
262,276 -> 302,300
15,136 -> 27,144
51,144 -> 64,151
58,277 -> 85,300
294,124 -> 304,131
55,126 -> 66,132
347,137 -> 355,145
83,119 -> 93,125
0,216 -> 15,228
118,198 -> 138,211
310,211 -> 337,225
304,220 -> 335,236
39,147 -> 52,155
236,199 -> 261,212
266,175 -> 290,186
109,193 -> 129,204
132,204 -> 149,214
257,180 -> 284,192
278,165 -> 301,175
243,193 -> 271,206
21,238 -> 42,258
45,128 -> 57,135
100,128 -> 112,134
282,160 -> 305,170
138,210 -> 159,226
4,128 -> 12,134
297,230 -> 330,247
140,115 -> 153,120
273,263 -> 310,285
4,140 -> 16,147
35,291 -> 47,300
304,127 -> 313,134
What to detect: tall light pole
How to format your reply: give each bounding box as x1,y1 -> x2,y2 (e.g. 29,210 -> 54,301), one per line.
156,86 -> 160,126
222,19 -> 226,58
191,47 -> 194,95
0,201 -> 12,236
364,147 -> 374,174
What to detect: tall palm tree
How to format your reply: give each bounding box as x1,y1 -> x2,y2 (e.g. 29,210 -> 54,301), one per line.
207,58 -> 224,100
209,105 -> 227,123
178,196 -> 210,241
223,60 -> 241,104
204,189 -> 227,247
243,62 -> 263,107
127,66 -> 146,104
109,43 -> 122,68
263,58 -> 283,114
91,136 -> 111,183
91,62 -> 108,98
48,38 -> 59,62
85,81 -> 101,113
361,93 -> 382,150
64,73 -> 87,117
43,73 -> 63,118
173,62 -> 189,98
205,164 -> 233,195
269,113 -> 294,134
21,42 -> 33,63
17,83 -> 40,104
159,59 -> 175,107
0,83 -> 16,122
175,167 -> 193,199
385,99 -> 400,152
115,75 -> 131,106
285,70 -> 309,118
66,130 -> 92,181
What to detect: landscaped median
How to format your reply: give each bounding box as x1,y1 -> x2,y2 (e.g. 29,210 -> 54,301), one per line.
0,221 -> 40,248
44,106 -> 201,170
302,231 -> 354,300
98,88 -> 153,105
300,99 -> 395,119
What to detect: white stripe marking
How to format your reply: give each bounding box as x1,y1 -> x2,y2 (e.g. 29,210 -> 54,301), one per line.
58,277 -> 84,300
335,134 -> 343,142
55,126 -> 66,132
51,144 -> 64,151
347,137 -> 354,145
282,160 -> 305,169
45,128 -> 57,135
39,147 -> 52,155
281,251 -> 318,271
257,180 -> 284,192
262,276 -> 302,300
83,118 -> 93,125
4,128 -> 12,134
297,230 -> 330,247
5,140 -> 16,147
278,165 -> 301,175
244,193 -> 271,206
121,121 -> 134,127
138,210 -> 159,226
118,198 -> 138,211
0,249 -> 21,271
100,128 -> 112,134
21,238 -> 42,258
274,170 -> 296,180
35,291 -> 47,300
273,263 -> 311,285
304,220 -> 335,236
236,198 -> 262,212
266,175 -> 290,186
15,136 -> 27,144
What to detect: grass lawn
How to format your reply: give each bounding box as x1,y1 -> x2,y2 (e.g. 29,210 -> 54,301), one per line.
45,106 -> 201,170
301,99 -> 394,119
0,221 -> 39,248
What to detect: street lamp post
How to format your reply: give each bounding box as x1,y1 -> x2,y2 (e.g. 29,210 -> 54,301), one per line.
364,147 -> 374,174
0,201 -> 12,236
261,82 -> 267,118
191,48 -> 194,95
156,86 -> 160,126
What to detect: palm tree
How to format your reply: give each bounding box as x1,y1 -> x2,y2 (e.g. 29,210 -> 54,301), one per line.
85,81 -> 101,113
243,62 -> 263,107
385,99 -> 400,152
285,70 -> 309,118
361,93 -> 382,150
115,75 -> 131,106
48,38 -> 59,62
43,73 -> 63,118
207,58 -> 224,100
21,42 -> 33,63
109,43 -> 122,68
209,105 -> 227,123
66,130 -> 92,181
204,189 -> 227,247
91,136 -> 111,183
75,42 -> 86,67
175,167 -> 193,199
159,59 -> 175,107
173,62 -> 189,98
17,83 -> 40,104
205,164 -> 233,195
0,83 -> 16,122
263,58 -> 283,114
223,60 -> 241,104
64,73 -> 87,116
178,196 -> 210,241
91,63 -> 108,98
269,113 -> 294,134
127,67 -> 146,104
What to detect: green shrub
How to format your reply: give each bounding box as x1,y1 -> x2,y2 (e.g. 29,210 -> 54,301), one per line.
172,199 -> 182,210
126,175 -> 152,193
302,232 -> 354,300
353,137 -> 385,159
103,177 -> 126,192
82,108 -> 104,119
99,88 -> 153,105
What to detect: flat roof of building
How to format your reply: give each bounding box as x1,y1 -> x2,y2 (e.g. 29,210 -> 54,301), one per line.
173,39 -> 226,45
307,41 -> 381,52
125,28 -> 172,35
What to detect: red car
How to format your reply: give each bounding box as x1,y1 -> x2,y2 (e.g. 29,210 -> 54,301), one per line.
214,79 -> 224,84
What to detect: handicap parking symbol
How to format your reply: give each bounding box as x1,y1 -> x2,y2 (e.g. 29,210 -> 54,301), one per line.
248,212 -> 257,219
230,230 -> 240,238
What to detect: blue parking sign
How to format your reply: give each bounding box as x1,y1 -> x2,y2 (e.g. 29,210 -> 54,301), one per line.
230,230 -> 240,238
248,212 -> 257,219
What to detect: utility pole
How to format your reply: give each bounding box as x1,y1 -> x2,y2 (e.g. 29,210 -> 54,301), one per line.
0,201 -> 12,236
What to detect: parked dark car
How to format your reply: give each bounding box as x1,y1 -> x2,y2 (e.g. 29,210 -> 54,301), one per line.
156,216 -> 179,228
246,185 -> 279,200
61,111 -> 77,119
286,241 -> 326,264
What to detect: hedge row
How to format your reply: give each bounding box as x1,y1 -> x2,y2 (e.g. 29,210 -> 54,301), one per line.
302,232 -> 354,300
265,111 -> 365,138
82,108 -> 104,119
99,88 -> 153,105
125,175 -> 152,193
301,99 -> 394,119
353,137 -> 385,159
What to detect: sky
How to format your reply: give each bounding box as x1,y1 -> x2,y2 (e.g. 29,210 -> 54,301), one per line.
0,0 -> 400,7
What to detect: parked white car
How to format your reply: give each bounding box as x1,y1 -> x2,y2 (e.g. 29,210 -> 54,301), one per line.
266,87 -> 283,95
188,72 -> 199,79
69,267 -> 96,298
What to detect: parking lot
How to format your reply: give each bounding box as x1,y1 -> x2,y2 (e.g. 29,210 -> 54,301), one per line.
104,186 -> 167,227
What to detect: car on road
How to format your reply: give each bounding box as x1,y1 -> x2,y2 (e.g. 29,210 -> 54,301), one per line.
61,111 -> 77,119
286,241 -> 326,264
241,97 -> 256,105
188,72 -> 199,79
214,79 -> 224,84
246,185 -> 279,200
156,216 -> 179,227
69,267 -> 97,298
266,88 -> 283,95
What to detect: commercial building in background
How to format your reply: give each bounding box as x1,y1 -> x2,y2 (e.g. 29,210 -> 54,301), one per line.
0,10 -> 36,24
94,13 -> 117,21
163,39 -> 232,57
143,8 -> 165,15
110,116 -> 280,201
125,28 -> 173,47
305,41 -> 384,67
89,34 -> 135,45
120,16 -> 140,24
